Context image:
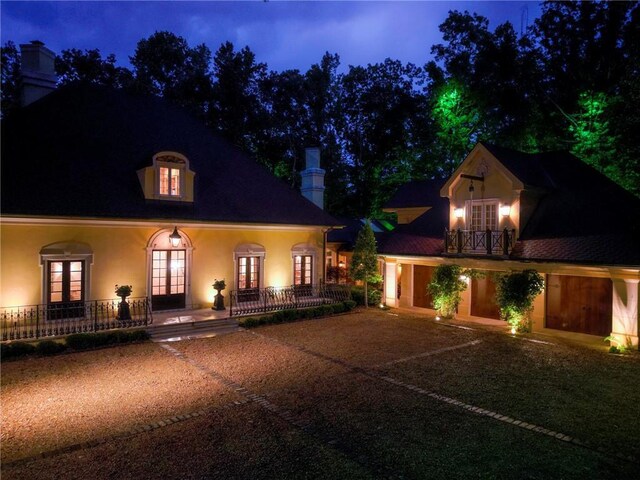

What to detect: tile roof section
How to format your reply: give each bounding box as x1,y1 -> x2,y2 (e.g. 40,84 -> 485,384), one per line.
1,83 -> 340,227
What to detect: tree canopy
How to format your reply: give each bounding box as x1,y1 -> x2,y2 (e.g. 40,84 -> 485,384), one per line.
2,1 -> 638,213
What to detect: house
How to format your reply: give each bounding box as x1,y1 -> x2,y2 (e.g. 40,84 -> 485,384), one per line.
378,143 -> 640,347
0,42 -> 341,325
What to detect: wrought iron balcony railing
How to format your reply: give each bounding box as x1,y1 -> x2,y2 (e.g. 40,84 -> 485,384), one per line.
444,228 -> 516,256
229,284 -> 351,317
1,297 -> 152,342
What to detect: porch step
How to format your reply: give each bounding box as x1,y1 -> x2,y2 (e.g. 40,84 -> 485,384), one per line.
147,317 -> 241,342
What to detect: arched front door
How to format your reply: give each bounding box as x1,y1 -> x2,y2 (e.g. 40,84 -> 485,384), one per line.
147,229 -> 192,311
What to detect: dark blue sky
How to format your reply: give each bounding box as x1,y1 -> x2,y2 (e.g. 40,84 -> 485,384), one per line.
1,1 -> 542,72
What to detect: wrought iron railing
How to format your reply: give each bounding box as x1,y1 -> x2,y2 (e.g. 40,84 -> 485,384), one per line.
229,284 -> 351,317
1,297 -> 152,342
444,228 -> 516,256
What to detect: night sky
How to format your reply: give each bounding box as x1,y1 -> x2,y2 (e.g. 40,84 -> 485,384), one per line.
1,1 -> 541,72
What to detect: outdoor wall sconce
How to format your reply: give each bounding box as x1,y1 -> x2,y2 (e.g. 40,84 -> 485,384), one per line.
339,260 -> 345,268
169,226 -> 182,247
500,205 -> 511,217
454,208 -> 464,218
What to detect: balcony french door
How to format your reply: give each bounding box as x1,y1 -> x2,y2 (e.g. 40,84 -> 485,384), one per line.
151,250 -> 186,311
237,256 -> 260,302
47,260 -> 85,319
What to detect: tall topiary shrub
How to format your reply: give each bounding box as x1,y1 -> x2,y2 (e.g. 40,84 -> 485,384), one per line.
349,221 -> 382,307
495,270 -> 544,333
427,265 -> 469,319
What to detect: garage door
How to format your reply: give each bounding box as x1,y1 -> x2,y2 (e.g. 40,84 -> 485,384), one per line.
471,274 -> 501,320
413,266 -> 434,308
546,275 -> 612,336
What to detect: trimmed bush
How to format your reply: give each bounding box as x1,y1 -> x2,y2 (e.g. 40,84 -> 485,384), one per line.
343,300 -> 357,311
36,340 -> 67,356
66,329 -> 150,351
1,341 -> 36,360
351,286 -> 382,307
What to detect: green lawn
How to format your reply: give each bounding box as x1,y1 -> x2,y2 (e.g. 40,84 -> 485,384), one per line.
2,310 -> 638,479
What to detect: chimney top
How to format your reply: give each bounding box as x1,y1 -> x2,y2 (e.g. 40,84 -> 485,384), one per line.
301,147 -> 325,210
19,40 -> 57,107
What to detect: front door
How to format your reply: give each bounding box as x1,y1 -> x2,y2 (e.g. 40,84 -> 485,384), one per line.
151,250 -> 186,311
47,260 -> 85,319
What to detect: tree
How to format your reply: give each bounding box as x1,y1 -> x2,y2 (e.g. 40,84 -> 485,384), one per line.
209,41 -> 267,151
56,48 -> 133,88
1,41 -> 21,118
130,31 -> 212,116
349,221 -> 381,308
430,79 -> 481,175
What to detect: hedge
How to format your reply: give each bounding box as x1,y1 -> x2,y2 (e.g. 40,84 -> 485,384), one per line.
239,300 -> 356,328
0,329 -> 150,361
350,286 -> 382,306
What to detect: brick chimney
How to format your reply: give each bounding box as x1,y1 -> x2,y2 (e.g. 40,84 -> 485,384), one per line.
20,40 -> 57,107
300,147 -> 325,210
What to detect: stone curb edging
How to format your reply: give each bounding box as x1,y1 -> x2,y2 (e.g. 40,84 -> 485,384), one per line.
245,330 -> 639,466
158,343 -> 384,476
2,398 -> 251,468
375,339 -> 483,367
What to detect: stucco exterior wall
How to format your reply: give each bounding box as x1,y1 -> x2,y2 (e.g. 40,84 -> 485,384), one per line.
0,221 -> 323,308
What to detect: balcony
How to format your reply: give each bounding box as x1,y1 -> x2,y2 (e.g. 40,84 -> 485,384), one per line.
444,228 -> 516,256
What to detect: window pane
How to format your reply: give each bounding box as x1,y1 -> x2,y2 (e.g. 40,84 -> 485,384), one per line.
170,169 -> 180,196
159,167 -> 169,195
70,261 -> 82,272
50,292 -> 62,302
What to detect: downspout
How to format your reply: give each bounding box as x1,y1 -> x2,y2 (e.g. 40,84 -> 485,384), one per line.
322,227 -> 335,284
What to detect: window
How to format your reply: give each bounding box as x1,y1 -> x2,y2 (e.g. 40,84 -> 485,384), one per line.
467,200 -> 498,230
238,256 -> 260,290
48,260 -> 84,303
294,255 -> 313,286
159,167 -> 181,196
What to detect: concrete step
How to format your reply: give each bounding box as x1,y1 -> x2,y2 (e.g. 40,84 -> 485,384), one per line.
147,318 -> 241,342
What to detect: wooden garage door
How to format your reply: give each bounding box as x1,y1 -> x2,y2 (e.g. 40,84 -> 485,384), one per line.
546,275 -> 612,336
413,266 -> 434,308
471,275 -> 501,320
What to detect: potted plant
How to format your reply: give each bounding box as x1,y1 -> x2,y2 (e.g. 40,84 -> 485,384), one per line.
115,284 -> 133,320
212,279 -> 226,311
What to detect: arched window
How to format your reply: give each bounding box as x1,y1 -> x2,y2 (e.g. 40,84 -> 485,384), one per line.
40,242 -> 93,314
234,244 -> 266,295
146,228 -> 193,311
291,244 -> 317,287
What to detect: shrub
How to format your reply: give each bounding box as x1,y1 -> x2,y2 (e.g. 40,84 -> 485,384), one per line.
240,317 -> 259,328
320,304 -> 335,316
495,270 -> 544,333
343,300 -> 357,311
427,265 -> 471,319
36,340 -> 67,356
1,341 -> 36,360
66,329 -> 150,350
351,286 -> 382,307
332,303 -> 346,314
65,333 -> 95,350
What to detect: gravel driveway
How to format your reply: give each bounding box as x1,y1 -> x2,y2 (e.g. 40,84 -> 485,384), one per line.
2,310 -> 639,479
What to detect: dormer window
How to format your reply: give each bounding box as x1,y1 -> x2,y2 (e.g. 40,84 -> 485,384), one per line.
137,151 -> 195,203
159,166 -> 181,196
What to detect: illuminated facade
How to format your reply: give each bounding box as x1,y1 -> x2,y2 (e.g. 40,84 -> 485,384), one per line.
380,143 -> 640,347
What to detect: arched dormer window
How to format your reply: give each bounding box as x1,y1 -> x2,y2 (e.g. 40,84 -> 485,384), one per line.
137,151 -> 195,202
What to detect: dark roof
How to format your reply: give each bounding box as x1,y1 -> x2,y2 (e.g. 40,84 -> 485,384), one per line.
1,83 -> 339,227
327,217 -> 394,250
385,179 -> 447,208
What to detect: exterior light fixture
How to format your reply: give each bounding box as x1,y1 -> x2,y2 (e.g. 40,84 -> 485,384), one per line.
500,205 -> 511,217
459,275 -> 469,282
338,260 -> 345,268
169,227 -> 182,247
454,208 -> 464,218
468,180 -> 475,193
435,315 -> 441,321
510,326 -> 516,335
